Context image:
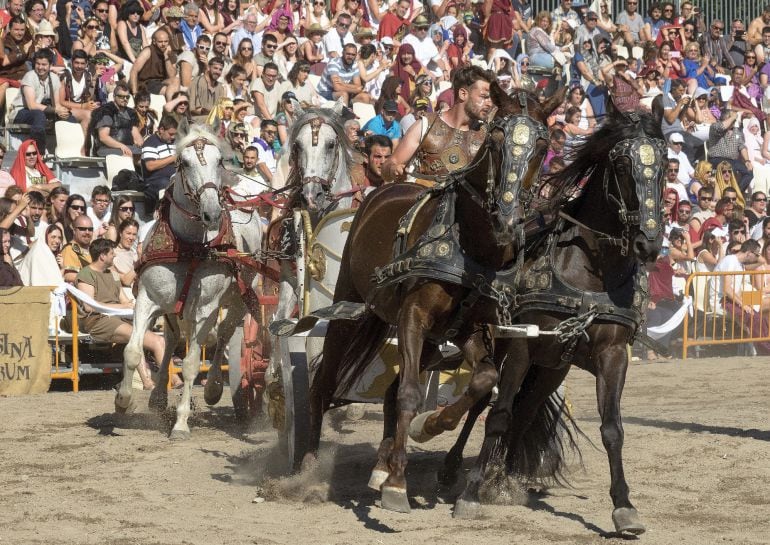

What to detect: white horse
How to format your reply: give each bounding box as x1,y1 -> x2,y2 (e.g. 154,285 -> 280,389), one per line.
274,101 -> 362,322
114,124 -> 263,440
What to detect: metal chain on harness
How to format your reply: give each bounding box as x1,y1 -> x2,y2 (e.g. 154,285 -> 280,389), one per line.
473,274 -> 515,327
552,307 -> 599,345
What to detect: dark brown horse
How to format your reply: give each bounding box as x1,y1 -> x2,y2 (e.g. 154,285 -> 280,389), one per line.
301,84 -> 566,513
451,103 -> 666,535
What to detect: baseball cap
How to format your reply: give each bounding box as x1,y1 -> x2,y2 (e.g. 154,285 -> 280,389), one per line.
413,97 -> 430,110
669,133 -> 684,144
281,91 -> 297,101
586,10 -> 598,19
383,99 -> 399,112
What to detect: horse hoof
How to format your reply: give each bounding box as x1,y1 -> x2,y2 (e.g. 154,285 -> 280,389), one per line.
368,469 -> 389,491
148,389 -> 168,412
169,429 -> 191,441
408,411 -> 439,443
114,395 -> 136,414
612,507 -> 646,535
453,498 -> 482,519
381,486 -> 411,513
203,379 -> 223,406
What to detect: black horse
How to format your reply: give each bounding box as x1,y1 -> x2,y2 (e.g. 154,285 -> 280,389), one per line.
449,102 -> 666,536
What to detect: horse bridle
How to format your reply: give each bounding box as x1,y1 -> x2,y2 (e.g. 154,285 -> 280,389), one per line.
603,134 -> 667,254
456,92 -> 550,222
174,137 -> 223,213
292,116 -> 346,209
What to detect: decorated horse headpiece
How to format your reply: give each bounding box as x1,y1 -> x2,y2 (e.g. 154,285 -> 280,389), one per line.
605,134 -> 667,245
487,92 -> 550,218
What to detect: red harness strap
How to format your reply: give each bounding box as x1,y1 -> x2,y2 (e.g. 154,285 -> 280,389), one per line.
174,259 -> 201,315
223,187 -> 288,210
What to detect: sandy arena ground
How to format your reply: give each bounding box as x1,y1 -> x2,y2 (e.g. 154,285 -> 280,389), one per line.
1,355 -> 769,545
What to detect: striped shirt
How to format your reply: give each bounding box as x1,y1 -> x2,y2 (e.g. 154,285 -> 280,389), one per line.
317,57 -> 359,100
141,134 -> 176,188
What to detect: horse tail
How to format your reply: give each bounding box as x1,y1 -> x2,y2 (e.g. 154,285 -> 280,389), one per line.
334,310 -> 395,397
503,369 -> 585,486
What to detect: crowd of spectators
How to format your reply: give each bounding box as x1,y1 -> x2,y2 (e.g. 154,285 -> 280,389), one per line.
2,0 -> 770,360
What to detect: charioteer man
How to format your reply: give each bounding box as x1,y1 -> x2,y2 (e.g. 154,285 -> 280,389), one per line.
381,65 -> 493,186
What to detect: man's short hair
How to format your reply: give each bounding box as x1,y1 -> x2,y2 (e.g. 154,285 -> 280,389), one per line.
262,33 -> 278,44
452,65 -> 495,99
135,90 -> 151,104
71,49 -> 89,62
208,55 -> 225,67
184,2 -> 199,14
670,78 -> 687,90
158,115 -> 179,131
196,34 -> 211,44
728,219 -> 745,232
550,128 -> 566,141
27,191 -> 45,206
32,48 -> 54,64
338,12 -> 352,21
92,185 -> 111,199
263,61 -> 279,73
244,145 -> 258,155
667,157 -> 680,166
260,119 -> 278,130
88,238 -> 116,261
698,186 -> 713,197
365,134 -> 392,155
9,15 -> 25,28
114,81 -> 130,96
741,239 -> 761,254
715,196 -> 733,214
343,43 -> 358,52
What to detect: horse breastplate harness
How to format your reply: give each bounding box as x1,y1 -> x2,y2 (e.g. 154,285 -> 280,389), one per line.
414,114 -> 487,176
515,218 -> 648,344
371,187 -> 518,340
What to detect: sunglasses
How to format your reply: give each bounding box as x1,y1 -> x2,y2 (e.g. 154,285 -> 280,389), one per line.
699,196 -> 714,201
214,41 -> 227,46
119,206 -> 135,212
198,45 -> 211,51
712,26 -> 724,31
745,55 -> 756,59
115,93 -> 130,99
95,7 -> 108,12
754,198 -> 767,202
521,61 -> 529,66
732,230 -> 746,235
264,44 -> 276,49
25,151 -> 38,157
86,24 -> 100,29
69,205 -> 86,211
129,10 -> 142,15
667,168 -> 679,173
75,226 -> 94,232
314,1 -> 324,4
338,22 -> 350,28
240,46 -> 253,50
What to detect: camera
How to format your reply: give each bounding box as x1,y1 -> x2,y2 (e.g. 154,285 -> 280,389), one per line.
735,30 -> 745,39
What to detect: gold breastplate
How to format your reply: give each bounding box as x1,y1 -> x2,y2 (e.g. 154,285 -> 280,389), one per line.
414,114 -> 487,176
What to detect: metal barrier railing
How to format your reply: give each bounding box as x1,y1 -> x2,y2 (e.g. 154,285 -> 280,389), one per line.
682,269 -> 770,358
50,293 -> 82,392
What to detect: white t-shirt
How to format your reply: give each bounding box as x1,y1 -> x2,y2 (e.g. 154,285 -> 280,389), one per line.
402,32 -> 440,72
713,253 -> 750,311
10,70 -> 62,122
323,29 -> 355,60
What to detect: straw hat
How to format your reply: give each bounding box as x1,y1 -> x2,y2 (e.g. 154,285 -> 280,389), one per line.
35,20 -> 56,37
163,6 -> 184,18
307,23 -> 327,36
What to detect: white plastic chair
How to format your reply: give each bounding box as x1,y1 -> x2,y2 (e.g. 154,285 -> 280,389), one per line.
353,102 -> 376,125
54,121 -> 87,159
308,74 -> 321,89
105,154 -> 136,185
3,87 -> 25,148
150,93 -> 166,120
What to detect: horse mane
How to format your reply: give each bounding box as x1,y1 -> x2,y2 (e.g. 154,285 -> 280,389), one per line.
544,108 -> 663,205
